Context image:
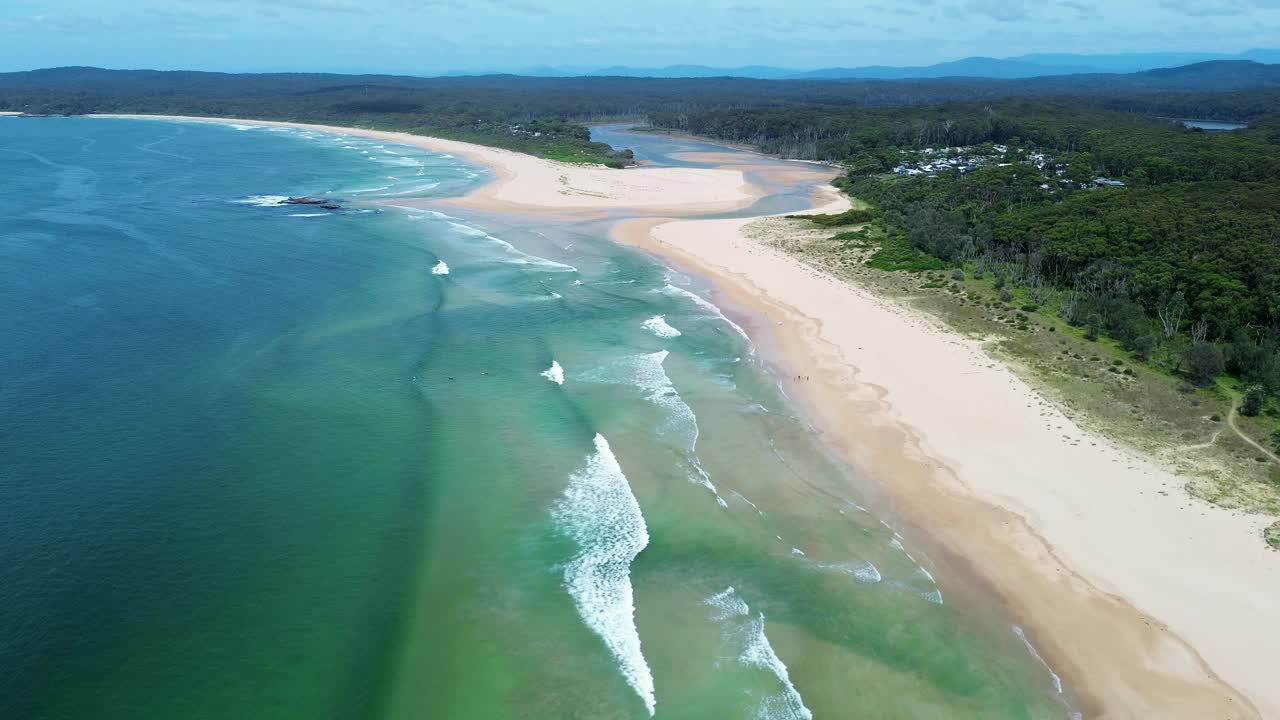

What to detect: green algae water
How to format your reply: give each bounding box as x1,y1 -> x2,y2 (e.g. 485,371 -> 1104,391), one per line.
1,117 -> 1074,719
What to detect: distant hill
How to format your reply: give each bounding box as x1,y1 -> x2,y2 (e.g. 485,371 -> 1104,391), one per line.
792,57 -> 1099,80
1005,60 -> 1280,93
509,49 -> 1280,81
2,61 -> 1279,120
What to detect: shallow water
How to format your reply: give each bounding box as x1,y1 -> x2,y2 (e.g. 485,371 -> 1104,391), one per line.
1,117 -> 1072,719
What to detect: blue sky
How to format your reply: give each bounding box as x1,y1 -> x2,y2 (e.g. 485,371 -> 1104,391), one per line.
2,0 -> 1279,74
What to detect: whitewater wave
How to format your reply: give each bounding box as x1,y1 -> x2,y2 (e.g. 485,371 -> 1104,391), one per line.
704,587 -> 813,720
1012,625 -> 1064,695
817,560 -> 882,583
657,284 -> 751,345
382,182 -> 442,196
486,234 -> 577,272
446,222 -> 577,272
586,351 -> 725,507
541,360 -> 564,385
552,435 -> 656,716
287,212 -> 329,217
889,535 -> 943,595
431,260 -> 450,275
642,315 -> 682,338
234,195 -> 290,207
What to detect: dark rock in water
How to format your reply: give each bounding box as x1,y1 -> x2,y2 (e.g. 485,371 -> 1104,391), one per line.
285,197 -> 340,209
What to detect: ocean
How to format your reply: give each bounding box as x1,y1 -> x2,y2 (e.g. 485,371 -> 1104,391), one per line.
0,117 -> 1072,719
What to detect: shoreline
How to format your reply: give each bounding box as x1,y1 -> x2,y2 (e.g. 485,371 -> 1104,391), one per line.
94,114 -> 1274,716
91,115 -> 767,216
614,202 -> 1277,718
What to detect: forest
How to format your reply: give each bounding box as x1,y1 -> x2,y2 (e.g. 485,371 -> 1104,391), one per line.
3,62 -> 1280,164
726,103 -> 1280,403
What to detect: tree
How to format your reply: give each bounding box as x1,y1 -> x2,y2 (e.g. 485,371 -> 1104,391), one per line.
1182,342 -> 1225,386
1134,334 -> 1158,361
1106,300 -> 1148,350
1156,291 -> 1185,344
1241,385 -> 1266,417
1085,312 -> 1103,341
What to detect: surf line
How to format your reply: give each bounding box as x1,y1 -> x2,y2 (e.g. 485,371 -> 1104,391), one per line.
552,434 -> 657,716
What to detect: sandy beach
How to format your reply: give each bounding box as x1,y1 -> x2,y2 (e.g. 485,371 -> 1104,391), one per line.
96,115 -> 1277,717
94,115 -> 762,215
615,196 -> 1280,718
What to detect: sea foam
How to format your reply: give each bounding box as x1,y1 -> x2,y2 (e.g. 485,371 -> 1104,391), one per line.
704,587 -> 813,720
552,435 -> 656,716
621,351 -> 725,507
234,195 -> 290,207
1012,625 -> 1065,695
431,260 -> 450,275
817,560 -> 882,584
447,222 -> 578,272
642,315 -> 682,338
541,360 -> 564,385
657,283 -> 751,345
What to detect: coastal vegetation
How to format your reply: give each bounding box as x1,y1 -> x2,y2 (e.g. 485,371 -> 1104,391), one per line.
736,100 -> 1280,522
3,64 -> 1279,165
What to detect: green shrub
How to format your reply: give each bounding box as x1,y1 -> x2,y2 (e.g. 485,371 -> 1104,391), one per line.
1242,385 -> 1266,417
1020,304 -> 1038,312
1182,342 -> 1225,387
793,208 -> 876,226
1134,334 -> 1158,361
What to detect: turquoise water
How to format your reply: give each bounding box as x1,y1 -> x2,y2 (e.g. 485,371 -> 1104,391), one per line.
1,118 -> 1072,719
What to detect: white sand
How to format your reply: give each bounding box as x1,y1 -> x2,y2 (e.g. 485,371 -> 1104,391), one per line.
617,191 -> 1278,718
92,115 -> 758,213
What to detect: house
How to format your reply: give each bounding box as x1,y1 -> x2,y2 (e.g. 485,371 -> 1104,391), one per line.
1094,177 -> 1126,187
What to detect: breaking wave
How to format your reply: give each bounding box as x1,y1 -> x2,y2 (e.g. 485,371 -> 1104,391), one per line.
552,435 -> 656,716
817,560 -> 882,584
1012,625 -> 1064,695
431,260 -> 450,275
234,195 -> 290,207
446,222 -> 577,272
642,315 -> 682,338
704,587 -> 813,720
657,283 -> 751,345
584,351 -> 725,507
541,360 -> 564,385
